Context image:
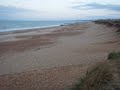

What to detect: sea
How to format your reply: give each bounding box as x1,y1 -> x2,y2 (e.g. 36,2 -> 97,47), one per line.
0,20 -> 89,32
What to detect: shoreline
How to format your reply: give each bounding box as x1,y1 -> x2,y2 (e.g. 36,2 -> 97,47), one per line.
0,22 -> 120,89
0,22 -> 87,57
0,24 -> 61,33
0,24 -> 61,35
0,21 -> 89,33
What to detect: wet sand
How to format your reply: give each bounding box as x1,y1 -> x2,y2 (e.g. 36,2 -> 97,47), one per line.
0,22 -> 120,90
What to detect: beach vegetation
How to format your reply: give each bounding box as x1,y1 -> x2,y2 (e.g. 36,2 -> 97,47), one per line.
108,51 -> 120,60
94,19 -> 120,29
71,62 -> 112,90
71,51 -> 120,90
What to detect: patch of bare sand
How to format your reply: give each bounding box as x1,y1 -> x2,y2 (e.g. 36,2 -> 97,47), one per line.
0,35 -> 54,57
0,64 -> 90,90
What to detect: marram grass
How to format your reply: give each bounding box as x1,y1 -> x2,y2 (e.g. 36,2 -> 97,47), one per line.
71,62 -> 112,90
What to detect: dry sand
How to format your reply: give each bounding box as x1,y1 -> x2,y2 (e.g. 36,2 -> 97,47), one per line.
0,22 -> 120,90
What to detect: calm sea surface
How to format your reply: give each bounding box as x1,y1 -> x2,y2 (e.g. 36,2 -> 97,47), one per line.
0,20 -> 89,32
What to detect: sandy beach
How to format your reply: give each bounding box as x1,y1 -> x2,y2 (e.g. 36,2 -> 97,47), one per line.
0,22 -> 120,90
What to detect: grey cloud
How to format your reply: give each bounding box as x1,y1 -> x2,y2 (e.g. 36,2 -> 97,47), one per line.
72,3 -> 120,11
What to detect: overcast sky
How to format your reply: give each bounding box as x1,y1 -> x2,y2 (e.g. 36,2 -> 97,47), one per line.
0,0 -> 120,20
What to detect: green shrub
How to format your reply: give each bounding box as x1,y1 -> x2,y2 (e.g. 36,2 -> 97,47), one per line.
108,52 -> 120,60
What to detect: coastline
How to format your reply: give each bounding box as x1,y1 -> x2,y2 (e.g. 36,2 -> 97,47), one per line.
0,22 -> 87,36
0,20 -> 89,33
0,24 -> 62,35
0,22 -> 120,90
0,24 -> 61,33
0,22 -> 87,57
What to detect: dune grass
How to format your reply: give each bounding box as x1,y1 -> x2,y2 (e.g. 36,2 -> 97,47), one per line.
71,51 -> 120,90
108,52 -> 120,60
71,62 -> 112,90
94,19 -> 120,31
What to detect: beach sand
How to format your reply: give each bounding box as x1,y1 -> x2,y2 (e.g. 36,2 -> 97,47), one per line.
0,22 -> 120,90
